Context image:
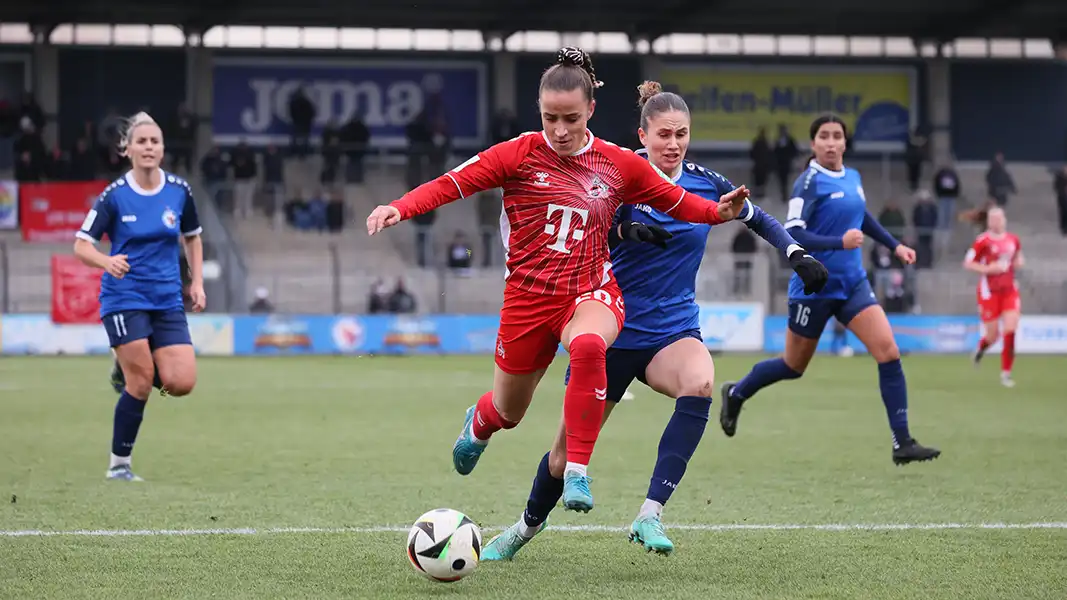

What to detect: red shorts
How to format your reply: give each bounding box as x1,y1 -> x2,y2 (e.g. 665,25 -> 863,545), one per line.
977,289 -> 1021,322
495,278 -> 625,375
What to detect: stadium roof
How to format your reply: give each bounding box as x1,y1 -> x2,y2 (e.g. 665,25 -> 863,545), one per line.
5,0 -> 1067,42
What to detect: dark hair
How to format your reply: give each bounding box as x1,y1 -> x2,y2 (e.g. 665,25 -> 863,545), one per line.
636,80 -> 690,131
539,47 -> 603,102
809,113 -> 849,140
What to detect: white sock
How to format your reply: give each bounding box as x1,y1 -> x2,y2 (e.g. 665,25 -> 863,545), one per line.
564,462 -> 588,477
109,453 -> 131,469
518,516 -> 543,539
638,499 -> 664,519
469,423 -> 488,445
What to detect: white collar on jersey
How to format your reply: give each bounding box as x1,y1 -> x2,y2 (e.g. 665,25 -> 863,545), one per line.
124,168 -> 167,196
808,159 -> 846,179
541,130 -> 595,156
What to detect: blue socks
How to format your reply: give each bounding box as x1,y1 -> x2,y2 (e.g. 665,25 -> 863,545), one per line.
732,357 -> 802,401
647,396 -> 710,505
522,452 -> 563,529
111,391 -> 147,458
878,359 -> 911,447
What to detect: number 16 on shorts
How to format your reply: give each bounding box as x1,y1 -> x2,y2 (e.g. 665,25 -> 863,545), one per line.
788,300 -> 829,339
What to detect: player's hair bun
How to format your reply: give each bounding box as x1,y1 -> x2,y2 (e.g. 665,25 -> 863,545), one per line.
636,80 -> 664,108
556,46 -> 604,88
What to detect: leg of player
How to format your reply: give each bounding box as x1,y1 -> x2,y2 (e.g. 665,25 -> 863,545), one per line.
846,305 -> 941,465
452,367 -> 545,475
999,307 -> 1020,387
633,336 -> 714,555
973,316 -> 1000,368
720,329 -> 816,437
110,339 -> 154,482
482,401 -> 620,561
557,297 -> 622,513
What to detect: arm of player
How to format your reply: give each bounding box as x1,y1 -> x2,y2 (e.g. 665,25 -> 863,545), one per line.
783,185 -> 845,251
73,193 -> 127,278
388,137 -> 521,221
962,244 -> 1004,275
737,199 -> 804,257
861,212 -> 901,250
180,189 -> 206,310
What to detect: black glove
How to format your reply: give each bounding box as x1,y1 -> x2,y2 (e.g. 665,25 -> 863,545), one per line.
620,220 -> 673,249
788,247 -> 829,294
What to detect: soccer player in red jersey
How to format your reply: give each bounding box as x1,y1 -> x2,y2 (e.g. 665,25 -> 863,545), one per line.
366,47 -> 750,513
963,206 -> 1024,387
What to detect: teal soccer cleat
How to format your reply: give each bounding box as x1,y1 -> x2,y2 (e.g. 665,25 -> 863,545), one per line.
481,521 -> 544,561
562,470 -> 594,512
451,405 -> 487,475
629,514 -> 674,555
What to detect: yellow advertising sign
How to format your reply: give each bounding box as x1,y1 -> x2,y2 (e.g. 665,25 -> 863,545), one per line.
655,65 -> 916,150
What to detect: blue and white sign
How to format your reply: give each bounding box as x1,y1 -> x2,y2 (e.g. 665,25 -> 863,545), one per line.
698,302 -> 765,351
211,57 -> 489,148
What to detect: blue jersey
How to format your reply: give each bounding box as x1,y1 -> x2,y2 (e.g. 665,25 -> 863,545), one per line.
77,170 -> 202,317
784,160 -> 868,300
611,158 -> 737,350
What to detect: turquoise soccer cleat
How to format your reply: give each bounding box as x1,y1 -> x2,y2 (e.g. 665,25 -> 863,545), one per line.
562,470 -> 594,512
451,405 -> 487,475
481,521 -> 544,561
629,514 -> 674,555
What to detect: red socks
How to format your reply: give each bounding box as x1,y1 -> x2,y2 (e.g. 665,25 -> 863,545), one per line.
563,333 -> 608,465
472,391 -> 515,441
1001,332 -> 1015,373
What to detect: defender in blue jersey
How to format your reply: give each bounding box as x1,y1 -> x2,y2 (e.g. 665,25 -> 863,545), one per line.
481,81 -> 828,560
73,112 -> 206,482
720,115 -> 941,466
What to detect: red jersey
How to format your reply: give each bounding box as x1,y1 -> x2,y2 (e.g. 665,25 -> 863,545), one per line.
390,130 -> 725,296
966,231 -> 1021,297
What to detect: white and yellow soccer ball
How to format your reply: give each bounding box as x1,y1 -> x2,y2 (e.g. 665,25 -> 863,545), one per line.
406,508 -> 482,582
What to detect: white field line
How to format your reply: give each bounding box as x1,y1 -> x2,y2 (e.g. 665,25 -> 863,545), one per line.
3,522 -> 1066,538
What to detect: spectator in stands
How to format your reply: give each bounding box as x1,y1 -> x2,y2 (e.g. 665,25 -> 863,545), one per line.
868,244 -> 901,301
428,114 -> 451,179
102,146 -> 125,178
368,278 -> 390,314
19,91 -> 44,134
340,115 -> 369,184
69,137 -> 98,181
230,140 -> 258,219
986,152 -> 1016,206
288,87 -> 315,159
292,190 -> 328,231
878,200 -> 907,241
14,116 -> 45,164
45,147 -> 70,181
904,128 -> 928,192
405,111 -> 432,190
1055,165 -> 1067,235
911,190 -> 937,269
773,124 -> 798,202
730,227 -> 757,295
447,231 -> 473,272
388,278 -> 417,314
749,127 -> 773,199
14,150 -> 41,182
475,189 -> 500,268
261,144 -> 285,217
200,146 -> 230,211
492,108 -> 519,144
249,287 -> 274,314
882,270 -> 913,314
932,162 -> 961,231
411,209 -> 437,267
321,135 -> 342,186
168,102 -> 196,175
325,189 -> 345,233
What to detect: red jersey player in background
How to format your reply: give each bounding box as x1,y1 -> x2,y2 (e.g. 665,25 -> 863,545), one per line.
366,47 -> 750,513
963,206 -> 1024,387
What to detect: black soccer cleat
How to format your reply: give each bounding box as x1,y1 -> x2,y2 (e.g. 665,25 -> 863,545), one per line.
971,346 -> 985,367
110,359 -> 125,394
719,381 -> 743,437
892,439 -> 941,465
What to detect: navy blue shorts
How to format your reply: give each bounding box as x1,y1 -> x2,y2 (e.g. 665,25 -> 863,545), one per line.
102,310 -> 192,350
787,278 -> 879,340
564,329 -> 703,403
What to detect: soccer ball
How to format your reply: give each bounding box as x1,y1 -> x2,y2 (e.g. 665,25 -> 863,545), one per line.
406,508 -> 483,582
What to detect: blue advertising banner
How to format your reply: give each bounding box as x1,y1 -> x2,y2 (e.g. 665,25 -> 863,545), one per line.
0,314 -> 234,356
211,57 -> 488,148
763,315 -> 984,355
231,314 -> 501,355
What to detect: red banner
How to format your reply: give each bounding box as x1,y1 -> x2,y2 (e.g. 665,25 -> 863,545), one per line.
51,254 -> 103,324
20,181 -> 109,243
